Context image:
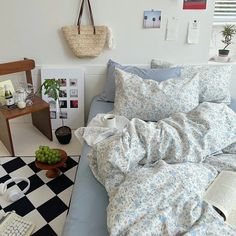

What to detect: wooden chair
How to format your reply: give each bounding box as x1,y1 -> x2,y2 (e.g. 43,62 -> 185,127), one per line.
0,58 -> 53,156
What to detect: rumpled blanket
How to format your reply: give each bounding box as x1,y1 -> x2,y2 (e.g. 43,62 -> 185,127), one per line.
84,102 -> 236,235
75,114 -> 129,146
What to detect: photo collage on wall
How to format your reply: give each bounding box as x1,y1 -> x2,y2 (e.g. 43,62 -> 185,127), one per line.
41,68 -> 84,130
48,78 -> 80,120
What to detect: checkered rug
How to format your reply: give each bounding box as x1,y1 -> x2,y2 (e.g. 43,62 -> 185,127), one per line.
0,156 -> 80,235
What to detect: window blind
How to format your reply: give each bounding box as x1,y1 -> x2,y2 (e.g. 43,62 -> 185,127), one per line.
214,0 -> 236,22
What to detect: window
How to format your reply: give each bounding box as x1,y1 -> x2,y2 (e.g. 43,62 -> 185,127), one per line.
214,0 -> 236,23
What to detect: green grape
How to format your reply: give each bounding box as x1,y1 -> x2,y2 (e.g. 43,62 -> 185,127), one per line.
35,146 -> 62,165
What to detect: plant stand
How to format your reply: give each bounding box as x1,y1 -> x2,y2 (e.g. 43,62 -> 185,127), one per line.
35,149 -> 68,178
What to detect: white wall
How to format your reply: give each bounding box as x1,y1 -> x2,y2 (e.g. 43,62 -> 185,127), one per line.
0,0 -> 215,64
3,0 -> 232,120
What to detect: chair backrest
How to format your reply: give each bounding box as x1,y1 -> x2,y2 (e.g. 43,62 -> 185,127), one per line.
0,58 -> 35,84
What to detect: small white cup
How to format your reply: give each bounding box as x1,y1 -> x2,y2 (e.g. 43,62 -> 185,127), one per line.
102,114 -> 116,128
17,101 -> 26,109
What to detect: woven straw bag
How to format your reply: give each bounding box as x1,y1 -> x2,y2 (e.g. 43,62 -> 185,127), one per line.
62,0 -> 107,58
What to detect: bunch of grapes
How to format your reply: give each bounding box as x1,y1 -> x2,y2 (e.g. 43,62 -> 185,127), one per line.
35,146 -> 61,165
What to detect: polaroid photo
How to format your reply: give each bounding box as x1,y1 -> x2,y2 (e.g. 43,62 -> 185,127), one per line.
49,100 -> 57,110
70,100 -> 78,108
50,111 -> 57,119
143,10 -> 161,29
58,78 -> 67,87
59,89 -> 67,98
70,89 -> 78,98
59,100 -> 67,108
59,111 -> 68,119
70,79 -> 77,87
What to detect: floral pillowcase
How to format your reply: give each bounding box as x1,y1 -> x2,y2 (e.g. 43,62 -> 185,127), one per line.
113,68 -> 200,121
151,59 -> 232,104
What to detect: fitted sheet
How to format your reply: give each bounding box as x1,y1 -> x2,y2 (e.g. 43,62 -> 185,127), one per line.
62,97 -> 113,236
62,97 -> 236,236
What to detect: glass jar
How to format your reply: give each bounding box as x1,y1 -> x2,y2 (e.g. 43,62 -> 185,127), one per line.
15,88 -> 26,104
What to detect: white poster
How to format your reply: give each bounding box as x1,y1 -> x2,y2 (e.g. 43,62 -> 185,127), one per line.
166,17 -> 180,41
187,19 -> 200,44
41,67 -> 84,130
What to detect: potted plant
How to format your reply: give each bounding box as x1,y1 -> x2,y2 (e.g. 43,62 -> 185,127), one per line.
36,79 -> 72,144
219,24 -> 236,58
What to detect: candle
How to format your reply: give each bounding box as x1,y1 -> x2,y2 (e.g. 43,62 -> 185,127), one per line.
17,101 -> 26,109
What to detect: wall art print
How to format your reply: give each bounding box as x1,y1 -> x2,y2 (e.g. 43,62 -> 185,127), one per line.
183,0 -> 207,10
143,10 -> 162,28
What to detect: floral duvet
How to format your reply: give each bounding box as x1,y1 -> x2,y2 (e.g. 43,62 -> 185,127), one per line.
85,102 -> 236,235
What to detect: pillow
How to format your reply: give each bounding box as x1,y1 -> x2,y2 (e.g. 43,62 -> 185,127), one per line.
113,69 -> 200,121
151,59 -> 232,104
99,59 -> 181,102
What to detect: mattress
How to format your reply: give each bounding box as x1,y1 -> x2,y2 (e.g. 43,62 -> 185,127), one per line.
62,97 -> 236,236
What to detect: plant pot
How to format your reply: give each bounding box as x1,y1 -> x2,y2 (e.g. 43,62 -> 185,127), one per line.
55,126 -> 72,145
218,49 -> 230,57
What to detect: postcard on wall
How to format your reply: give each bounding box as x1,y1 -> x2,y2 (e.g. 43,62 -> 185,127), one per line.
183,0 -> 207,10
143,10 -> 162,29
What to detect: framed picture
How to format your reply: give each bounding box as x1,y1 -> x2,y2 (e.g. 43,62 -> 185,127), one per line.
41,68 -> 84,129
183,0 -> 207,10
143,10 -> 161,29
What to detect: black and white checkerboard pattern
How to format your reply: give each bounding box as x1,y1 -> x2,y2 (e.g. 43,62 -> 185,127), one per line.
0,156 -> 79,235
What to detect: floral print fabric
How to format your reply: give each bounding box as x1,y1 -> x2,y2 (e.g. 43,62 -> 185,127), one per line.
151,59 -> 232,104
113,68 -> 200,121
87,102 -> 236,236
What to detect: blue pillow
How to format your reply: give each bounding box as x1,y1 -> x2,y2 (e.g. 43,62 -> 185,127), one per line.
99,60 -> 181,102
230,98 -> 236,112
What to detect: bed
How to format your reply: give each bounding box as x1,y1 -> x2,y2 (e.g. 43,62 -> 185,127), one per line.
62,95 -> 236,236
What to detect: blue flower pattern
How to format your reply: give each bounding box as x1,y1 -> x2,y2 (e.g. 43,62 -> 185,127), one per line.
87,102 -> 236,235
113,69 -> 200,122
151,60 -> 232,104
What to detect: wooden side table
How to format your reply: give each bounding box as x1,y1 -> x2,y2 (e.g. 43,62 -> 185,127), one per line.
0,96 -> 53,156
0,59 -> 53,156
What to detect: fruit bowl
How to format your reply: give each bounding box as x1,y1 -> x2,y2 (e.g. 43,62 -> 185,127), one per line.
35,149 -> 68,178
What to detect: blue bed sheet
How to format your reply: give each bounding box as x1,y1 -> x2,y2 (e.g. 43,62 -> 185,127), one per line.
62,97 -> 236,236
62,97 -> 113,236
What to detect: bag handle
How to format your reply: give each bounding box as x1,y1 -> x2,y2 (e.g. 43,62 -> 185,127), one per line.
77,0 -> 96,35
